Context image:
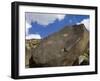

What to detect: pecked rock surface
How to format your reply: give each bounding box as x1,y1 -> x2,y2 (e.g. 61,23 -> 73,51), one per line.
26,24 -> 89,67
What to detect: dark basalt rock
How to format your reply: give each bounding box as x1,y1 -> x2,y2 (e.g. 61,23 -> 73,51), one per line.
27,24 -> 89,67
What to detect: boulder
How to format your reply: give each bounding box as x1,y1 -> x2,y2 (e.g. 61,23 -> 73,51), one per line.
28,24 -> 89,67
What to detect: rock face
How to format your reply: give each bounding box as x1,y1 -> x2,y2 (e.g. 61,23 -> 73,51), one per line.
26,24 -> 89,67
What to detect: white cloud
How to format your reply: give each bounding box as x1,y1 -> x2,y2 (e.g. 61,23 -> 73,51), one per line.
26,13 -> 66,26
26,34 -> 41,39
25,21 -> 31,35
57,15 -> 66,21
77,18 -> 90,31
25,13 -> 66,39
26,20 -> 41,39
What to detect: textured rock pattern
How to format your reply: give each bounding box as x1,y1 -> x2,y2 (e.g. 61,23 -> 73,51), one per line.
26,24 -> 89,67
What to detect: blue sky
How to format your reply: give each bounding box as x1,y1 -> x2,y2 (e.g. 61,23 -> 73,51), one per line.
25,13 -> 89,39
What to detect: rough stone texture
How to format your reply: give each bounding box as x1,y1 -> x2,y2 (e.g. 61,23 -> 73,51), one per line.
26,24 -> 89,67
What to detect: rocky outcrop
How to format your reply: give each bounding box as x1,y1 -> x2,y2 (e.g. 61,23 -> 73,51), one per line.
26,24 -> 89,68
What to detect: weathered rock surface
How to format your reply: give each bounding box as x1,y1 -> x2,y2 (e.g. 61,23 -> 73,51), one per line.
26,24 -> 89,67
